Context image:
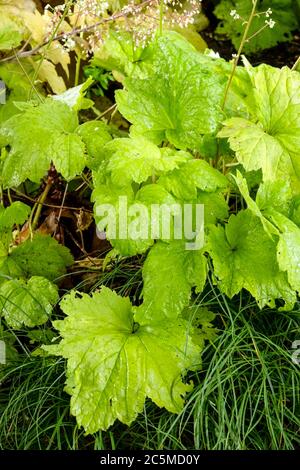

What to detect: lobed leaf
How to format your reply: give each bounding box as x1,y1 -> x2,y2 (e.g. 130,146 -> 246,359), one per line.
9,234 -> 74,282
0,99 -> 87,187
0,276 -> 58,328
135,241 -> 207,323
207,209 -> 295,309
44,287 -> 201,433
116,33 -> 225,150
219,65 -> 300,183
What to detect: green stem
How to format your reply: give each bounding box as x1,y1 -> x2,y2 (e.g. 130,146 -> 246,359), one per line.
95,103 -> 117,120
75,55 -> 81,87
31,180 -> 53,232
221,0 -> 258,110
7,189 -> 13,205
215,0 -> 258,169
245,23 -> 268,43
15,51 -> 43,102
292,56 -> 300,72
74,28 -> 84,87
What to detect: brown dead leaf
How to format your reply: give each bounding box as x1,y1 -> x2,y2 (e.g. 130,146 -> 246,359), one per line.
75,209 -> 94,232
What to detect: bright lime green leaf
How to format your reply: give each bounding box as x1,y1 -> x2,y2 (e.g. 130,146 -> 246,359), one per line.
75,121 -> 112,169
135,184 -> 179,244
214,0 -> 298,53
93,31 -> 148,79
207,209 -> 295,309
52,78 -> 94,111
93,181 -> 177,256
256,179 -> 293,217
197,191 -> 228,225
44,287 -> 200,433
0,99 -> 87,187
104,137 -> 190,187
233,170 -> 277,236
158,159 -> 227,200
219,65 -> 300,182
93,156 -> 208,256
157,148 -> 192,172
291,196 -> 300,226
0,325 -> 18,375
0,63 -> 44,124
110,235 -> 153,258
105,137 -> 160,185
0,233 -> 10,258
52,133 -> 86,181
0,212 -> 70,285
116,35 -> 225,150
0,202 -> 30,256
10,234 -> 73,282
182,305 -> 217,348
135,184 -> 177,206
0,256 -> 23,285
172,25 -> 208,52
0,276 -> 58,328
219,118 -> 286,180
0,17 -> 22,50
223,64 -> 253,120
234,171 -> 300,268
27,328 -> 57,345
93,30 -> 199,81
92,182 -> 152,256
92,178 -> 134,207
0,202 -> 30,230
135,241 -> 207,323
247,65 -> 300,134
185,248 -> 207,294
265,210 -> 300,293
234,166 -> 263,192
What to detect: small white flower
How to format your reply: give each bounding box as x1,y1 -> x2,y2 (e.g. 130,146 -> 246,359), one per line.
265,19 -> 276,29
265,8 -> 272,18
65,37 -> 76,50
230,9 -> 240,20
206,50 -> 220,59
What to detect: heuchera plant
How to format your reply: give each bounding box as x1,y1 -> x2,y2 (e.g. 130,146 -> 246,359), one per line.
0,24 -> 300,433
